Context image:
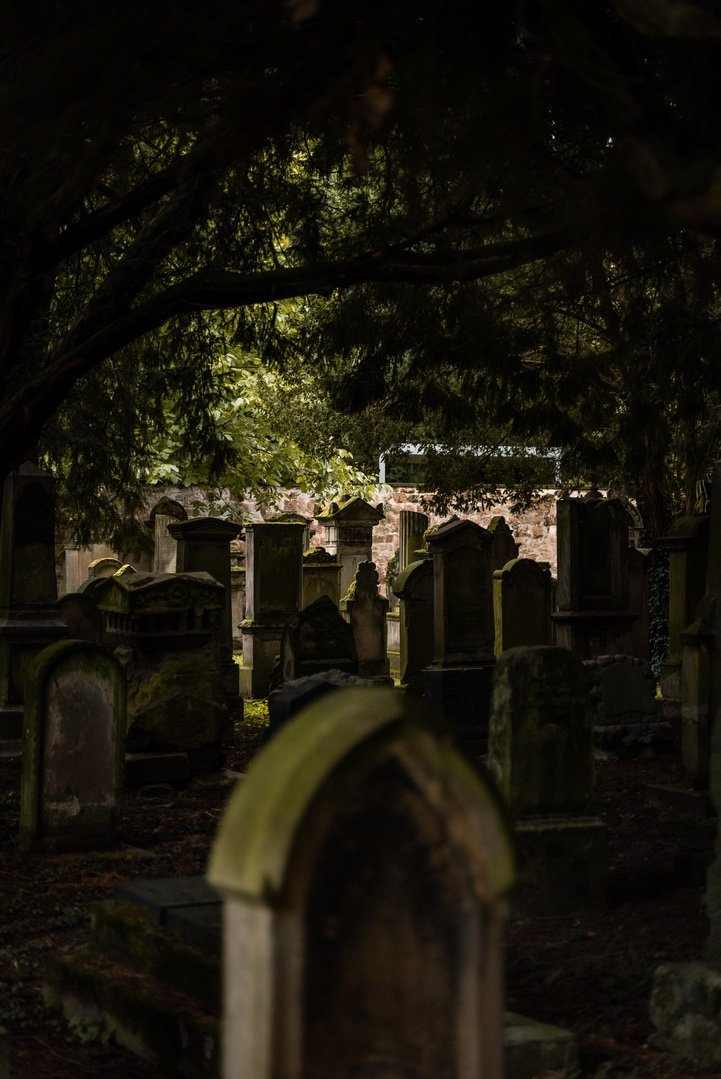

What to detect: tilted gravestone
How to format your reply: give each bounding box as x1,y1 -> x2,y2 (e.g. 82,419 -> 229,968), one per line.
19,640 -> 125,851
279,595 -> 357,685
208,687 -> 514,1079
488,645 -> 607,915
493,557 -> 553,657
340,560 -> 391,681
394,555 -> 434,694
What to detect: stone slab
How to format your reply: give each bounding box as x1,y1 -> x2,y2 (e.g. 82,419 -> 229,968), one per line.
124,752 -> 191,787
647,783 -> 716,820
113,876 -> 219,926
165,904 -> 222,953
504,1011 -> 578,1079
513,816 -> 608,916
423,663 -> 494,755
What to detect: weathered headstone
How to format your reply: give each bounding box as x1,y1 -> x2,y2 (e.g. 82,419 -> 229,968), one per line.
394,555 -> 434,693
167,516 -> 243,706
680,598 -> 714,789
207,687 -> 514,1079
398,509 -> 430,571
650,462 -> 721,1066
315,495 -> 384,598
86,556 -> 124,579
584,654 -> 668,755
146,496 -> 188,575
493,557 -> 553,657
488,515 -> 520,573
56,591 -> 103,644
340,560 -> 391,681
19,640 -> 125,851
423,517 -> 496,753
488,645 -> 607,915
302,546 -> 341,609
552,495 -> 636,658
267,669 -> 372,739
657,513 -> 710,717
280,595 -> 357,684
94,570 -> 228,780
240,521 -> 305,699
0,464 -> 68,744
628,546 -> 654,662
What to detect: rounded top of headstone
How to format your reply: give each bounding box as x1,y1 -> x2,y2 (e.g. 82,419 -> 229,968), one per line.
208,687 -> 514,903
146,496 -> 188,522
167,516 -> 243,541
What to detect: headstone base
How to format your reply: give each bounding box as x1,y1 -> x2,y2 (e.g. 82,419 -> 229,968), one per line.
513,816 -> 608,916
504,1011 -> 578,1079
124,752 -> 191,787
423,662 -> 495,755
239,622 -> 283,699
650,961 -> 721,1069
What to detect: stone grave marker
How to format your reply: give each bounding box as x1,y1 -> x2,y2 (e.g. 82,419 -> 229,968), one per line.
493,557 -> 553,657
208,686 -> 514,1079
584,653 -> 668,755
279,595 -> 357,685
0,463 -> 68,745
553,494 -> 636,658
488,515 -> 520,573
657,513 -> 710,717
240,521 -> 305,699
423,516 -> 496,753
19,639 -> 125,851
302,546 -> 341,609
394,555 -> 434,694
146,496 -> 188,575
628,546 -> 653,662
56,591 -> 103,644
267,669 -> 373,740
340,560 -> 391,681
168,516 -> 243,705
398,509 -> 429,571
315,495 -> 384,598
488,645 -> 607,915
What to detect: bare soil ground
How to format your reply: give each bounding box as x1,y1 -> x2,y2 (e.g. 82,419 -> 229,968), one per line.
0,713 -> 717,1079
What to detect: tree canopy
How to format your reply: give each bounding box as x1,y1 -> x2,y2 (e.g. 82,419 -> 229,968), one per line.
5,0 -> 721,540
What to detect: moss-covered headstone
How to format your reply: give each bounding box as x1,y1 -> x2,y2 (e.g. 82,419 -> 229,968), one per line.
20,639 -> 125,851
208,687 -> 513,1079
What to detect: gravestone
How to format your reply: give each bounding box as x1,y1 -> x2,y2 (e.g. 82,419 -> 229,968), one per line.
552,495 -> 636,658
340,561 -> 391,681
584,654 -> 668,755
650,462 -> 721,1067
146,496 -> 188,575
680,598 -> 714,789
267,669 -> 373,740
488,645 -> 607,915
280,595 -> 357,684
19,639 -> 125,851
0,464 -> 68,744
94,570 -> 228,780
63,545 -> 91,594
423,517 -> 496,754
398,509 -> 430,571
488,515 -> 520,573
240,521 -> 305,698
207,686 -> 514,1079
628,546 -> 654,662
86,556 -> 124,579
493,557 -> 553,657
315,495 -> 384,598
394,555 -> 434,694
167,516 -> 243,706
302,546 -> 341,609
657,513 -> 710,717
56,591 -> 103,644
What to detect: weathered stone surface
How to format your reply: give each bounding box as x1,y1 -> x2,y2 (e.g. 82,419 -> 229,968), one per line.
208,687 -> 514,1079
267,669 -> 373,739
489,645 -> 594,817
493,557 -> 553,657
340,561 -> 390,680
394,556 -> 434,692
504,1012 -> 578,1079
488,515 -> 520,573
280,595 -> 357,684
125,651 -> 228,753
20,639 -> 125,851
315,495 -> 384,598
513,816 -> 608,916
650,962 -> 721,1069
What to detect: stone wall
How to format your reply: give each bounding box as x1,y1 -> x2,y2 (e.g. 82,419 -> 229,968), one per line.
58,485 -> 560,595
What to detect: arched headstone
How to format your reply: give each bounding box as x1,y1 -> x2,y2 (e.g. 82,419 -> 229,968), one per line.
208,687 -> 513,1079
